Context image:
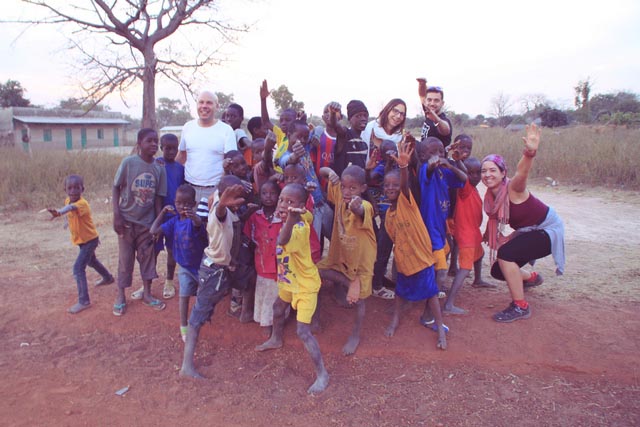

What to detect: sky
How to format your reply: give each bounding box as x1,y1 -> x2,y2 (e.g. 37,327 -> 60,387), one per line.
1,0 -> 639,121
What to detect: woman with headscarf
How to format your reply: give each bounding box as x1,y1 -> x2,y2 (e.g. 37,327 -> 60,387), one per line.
482,124 -> 565,323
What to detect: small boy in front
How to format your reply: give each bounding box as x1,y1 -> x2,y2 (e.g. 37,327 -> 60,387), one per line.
180,175 -> 247,378
255,183 -> 329,395
150,184 -> 207,342
48,174 -> 114,314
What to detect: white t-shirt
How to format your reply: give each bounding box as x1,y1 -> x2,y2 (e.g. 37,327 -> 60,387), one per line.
179,119 -> 236,186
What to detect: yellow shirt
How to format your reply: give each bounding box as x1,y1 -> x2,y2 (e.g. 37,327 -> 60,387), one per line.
65,197 -> 99,245
277,218 -> 320,294
318,181 -> 376,284
385,191 -> 435,276
272,125 -> 288,175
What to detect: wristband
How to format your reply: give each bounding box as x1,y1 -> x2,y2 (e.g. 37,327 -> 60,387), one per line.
398,164 -> 409,169
523,149 -> 537,158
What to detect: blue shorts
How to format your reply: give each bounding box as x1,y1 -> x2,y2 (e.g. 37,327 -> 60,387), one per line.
396,265 -> 438,301
189,260 -> 229,329
177,265 -> 198,297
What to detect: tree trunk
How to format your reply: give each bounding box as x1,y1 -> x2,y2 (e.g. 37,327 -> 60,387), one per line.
141,48 -> 158,130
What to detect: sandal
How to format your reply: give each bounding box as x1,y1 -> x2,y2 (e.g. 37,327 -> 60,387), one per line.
113,302 -> 126,316
143,299 -> 166,311
163,283 -> 176,299
131,286 -> 144,300
372,286 -> 395,299
419,317 -> 449,333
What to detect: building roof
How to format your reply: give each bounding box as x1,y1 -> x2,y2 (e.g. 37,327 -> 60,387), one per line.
13,116 -> 130,125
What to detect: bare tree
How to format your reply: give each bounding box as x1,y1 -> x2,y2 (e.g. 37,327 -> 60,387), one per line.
489,92 -> 512,127
9,1 -> 248,129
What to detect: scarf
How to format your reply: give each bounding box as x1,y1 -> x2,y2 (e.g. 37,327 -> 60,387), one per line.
482,155 -> 510,266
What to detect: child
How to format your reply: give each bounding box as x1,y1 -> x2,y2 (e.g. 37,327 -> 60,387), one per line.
332,100 -> 369,176
48,174 -> 114,314
222,103 -> 253,166
445,134 -> 473,277
444,157 -> 492,314
310,102 -> 341,190
382,141 -> 447,349
180,175 -> 247,378
255,183 -> 329,395
418,137 -> 467,307
259,79 -> 297,174
247,116 -> 267,141
244,180 -> 283,335
112,128 -> 167,316
367,139 -> 399,300
278,120 -> 333,248
150,184 -> 207,341
133,133 -> 184,300
317,165 -> 376,356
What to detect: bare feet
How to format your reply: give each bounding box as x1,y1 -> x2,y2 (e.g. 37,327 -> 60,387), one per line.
255,337 -> 283,352
307,371 -> 329,394
342,334 -> 360,356
437,328 -> 448,350
472,280 -> 496,288
179,365 -> 205,379
67,302 -> 90,314
443,305 -> 468,315
261,326 -> 272,337
346,277 -> 361,305
385,321 -> 398,337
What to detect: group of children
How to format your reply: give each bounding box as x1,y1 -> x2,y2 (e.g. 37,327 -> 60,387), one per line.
50,81 -> 495,395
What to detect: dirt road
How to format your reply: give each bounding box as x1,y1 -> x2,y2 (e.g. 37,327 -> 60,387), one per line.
0,183 -> 638,426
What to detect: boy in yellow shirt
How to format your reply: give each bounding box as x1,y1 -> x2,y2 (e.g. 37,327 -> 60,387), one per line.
48,175 -> 114,314
255,183 -> 329,394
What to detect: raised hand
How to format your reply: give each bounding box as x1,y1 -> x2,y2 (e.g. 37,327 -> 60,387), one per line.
305,181 -> 318,193
523,123 -> 541,152
290,141 -> 305,162
417,77 -> 427,98
47,208 -> 61,219
218,184 -> 246,209
391,138 -> 414,167
260,80 -> 270,100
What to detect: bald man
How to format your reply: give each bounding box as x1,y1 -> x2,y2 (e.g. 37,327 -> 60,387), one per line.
177,91 -> 237,202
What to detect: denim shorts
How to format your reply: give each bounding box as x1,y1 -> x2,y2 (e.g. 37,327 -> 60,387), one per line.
177,265 -> 199,297
189,260 -> 229,328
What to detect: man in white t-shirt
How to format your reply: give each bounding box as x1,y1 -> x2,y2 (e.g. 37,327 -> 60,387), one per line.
177,91 -> 237,203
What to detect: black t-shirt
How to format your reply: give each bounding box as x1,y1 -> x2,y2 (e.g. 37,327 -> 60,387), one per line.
420,112 -> 453,148
333,128 -> 367,177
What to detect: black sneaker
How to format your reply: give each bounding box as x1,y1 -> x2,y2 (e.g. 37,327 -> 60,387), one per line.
493,302 -> 531,323
523,272 -> 544,289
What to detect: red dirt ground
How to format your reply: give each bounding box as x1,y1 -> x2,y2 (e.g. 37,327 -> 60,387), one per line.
1,184 -> 639,426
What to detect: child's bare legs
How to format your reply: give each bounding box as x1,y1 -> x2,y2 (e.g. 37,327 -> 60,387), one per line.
239,284 -> 255,323
444,268 -> 470,315
163,249 -> 176,298
141,279 -> 160,304
319,269 -> 364,355
343,300 -> 365,355
320,269 -> 349,308
385,296 -> 409,337
179,296 -> 190,340
180,324 -> 205,379
436,269 -> 448,297
447,236 -> 459,277
428,296 -> 447,350
472,257 -> 493,287
255,298 -> 288,351
296,321 -> 329,394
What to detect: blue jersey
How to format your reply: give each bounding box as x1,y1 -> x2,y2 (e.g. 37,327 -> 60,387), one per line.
161,216 -> 207,276
418,163 -> 464,251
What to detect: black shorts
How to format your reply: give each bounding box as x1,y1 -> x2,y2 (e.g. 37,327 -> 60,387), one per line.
490,230 -> 551,280
189,261 -> 229,328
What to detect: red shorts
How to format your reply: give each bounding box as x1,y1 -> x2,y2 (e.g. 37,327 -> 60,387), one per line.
458,245 -> 484,270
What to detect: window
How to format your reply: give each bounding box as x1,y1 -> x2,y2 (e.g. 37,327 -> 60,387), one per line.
97,128 -> 104,139
43,129 -> 52,142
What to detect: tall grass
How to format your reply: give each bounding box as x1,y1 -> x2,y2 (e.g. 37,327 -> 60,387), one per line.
454,126 -> 640,188
1,125 -> 639,211
0,148 -> 127,210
